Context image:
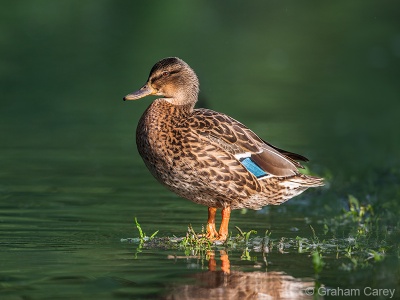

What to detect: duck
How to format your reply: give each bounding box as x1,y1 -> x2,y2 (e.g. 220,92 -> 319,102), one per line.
123,57 -> 324,242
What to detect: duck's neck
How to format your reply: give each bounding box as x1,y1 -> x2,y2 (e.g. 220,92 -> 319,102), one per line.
164,77 -> 199,109
163,90 -> 198,110
158,99 -> 194,115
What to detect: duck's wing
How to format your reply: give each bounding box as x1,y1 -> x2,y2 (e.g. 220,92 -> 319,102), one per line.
189,109 -> 305,177
262,140 -> 309,163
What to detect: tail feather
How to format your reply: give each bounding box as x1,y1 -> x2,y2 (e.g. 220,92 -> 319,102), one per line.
270,174 -> 324,205
290,174 -> 325,187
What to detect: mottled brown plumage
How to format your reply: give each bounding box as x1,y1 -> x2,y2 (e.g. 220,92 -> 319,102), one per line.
124,57 -> 324,241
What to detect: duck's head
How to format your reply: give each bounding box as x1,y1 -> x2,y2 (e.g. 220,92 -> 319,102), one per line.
123,57 -> 200,107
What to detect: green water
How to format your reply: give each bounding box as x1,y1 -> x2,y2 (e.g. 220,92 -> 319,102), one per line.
1,1 -> 400,299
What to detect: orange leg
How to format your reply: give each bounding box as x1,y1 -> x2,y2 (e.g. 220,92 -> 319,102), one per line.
217,206 -> 231,241
206,207 -> 219,239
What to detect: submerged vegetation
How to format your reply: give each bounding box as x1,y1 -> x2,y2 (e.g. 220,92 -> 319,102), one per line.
123,195 -> 399,275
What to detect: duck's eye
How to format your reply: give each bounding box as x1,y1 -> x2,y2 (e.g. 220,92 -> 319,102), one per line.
162,71 -> 169,77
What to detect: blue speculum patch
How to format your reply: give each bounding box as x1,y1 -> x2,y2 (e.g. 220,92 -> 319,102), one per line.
240,157 -> 268,178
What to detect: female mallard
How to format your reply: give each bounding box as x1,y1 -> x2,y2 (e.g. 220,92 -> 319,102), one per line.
124,57 -> 324,241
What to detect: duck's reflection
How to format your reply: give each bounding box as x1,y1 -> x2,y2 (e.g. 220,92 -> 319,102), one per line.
166,251 -> 315,300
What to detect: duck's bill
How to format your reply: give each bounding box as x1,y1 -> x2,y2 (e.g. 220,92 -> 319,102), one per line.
123,84 -> 155,101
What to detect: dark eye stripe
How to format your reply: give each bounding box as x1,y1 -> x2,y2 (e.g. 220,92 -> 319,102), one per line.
168,70 -> 180,75
150,69 -> 180,83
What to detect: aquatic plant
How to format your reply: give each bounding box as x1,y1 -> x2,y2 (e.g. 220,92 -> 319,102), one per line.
120,217 -> 159,258
123,192 -> 398,275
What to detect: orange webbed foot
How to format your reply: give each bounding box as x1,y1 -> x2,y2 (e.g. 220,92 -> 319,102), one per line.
217,206 -> 231,242
206,207 -> 219,240
204,206 -> 231,243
